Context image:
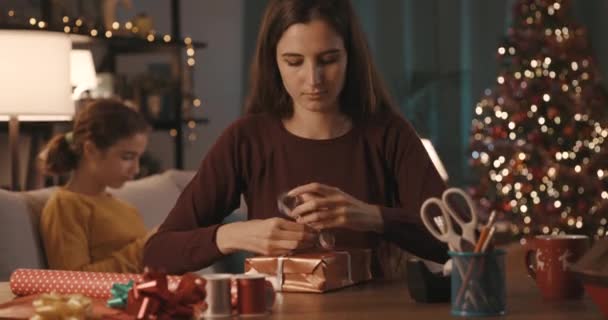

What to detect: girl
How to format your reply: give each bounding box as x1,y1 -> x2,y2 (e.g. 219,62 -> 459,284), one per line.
40,99 -> 154,273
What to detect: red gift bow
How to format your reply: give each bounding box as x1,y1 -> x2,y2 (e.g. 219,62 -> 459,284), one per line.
126,269 -> 207,320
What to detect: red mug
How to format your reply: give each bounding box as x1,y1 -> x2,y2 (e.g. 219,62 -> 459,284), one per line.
524,235 -> 590,300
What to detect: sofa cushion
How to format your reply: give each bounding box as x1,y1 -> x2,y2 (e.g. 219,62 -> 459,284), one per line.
0,189 -> 47,280
109,170 -> 194,229
22,187 -> 57,237
165,169 -> 196,191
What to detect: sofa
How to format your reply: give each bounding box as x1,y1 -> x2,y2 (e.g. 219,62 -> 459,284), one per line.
0,170 -> 247,281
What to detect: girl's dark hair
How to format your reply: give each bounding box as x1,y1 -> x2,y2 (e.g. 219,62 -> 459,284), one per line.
245,0 -> 396,122
43,99 -> 150,175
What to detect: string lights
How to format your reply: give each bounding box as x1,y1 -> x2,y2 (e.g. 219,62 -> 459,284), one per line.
2,8 -> 203,142
470,0 -> 608,239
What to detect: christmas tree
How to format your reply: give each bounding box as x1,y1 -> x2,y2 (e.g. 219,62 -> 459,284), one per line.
470,0 -> 608,239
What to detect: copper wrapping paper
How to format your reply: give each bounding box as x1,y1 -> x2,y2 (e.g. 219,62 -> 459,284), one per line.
244,249 -> 372,293
9,269 -> 180,300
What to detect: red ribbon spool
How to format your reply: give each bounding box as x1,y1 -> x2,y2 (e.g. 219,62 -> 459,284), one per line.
235,274 -> 268,316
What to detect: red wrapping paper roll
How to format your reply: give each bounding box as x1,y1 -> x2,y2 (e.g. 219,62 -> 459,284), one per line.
9,269 -> 180,299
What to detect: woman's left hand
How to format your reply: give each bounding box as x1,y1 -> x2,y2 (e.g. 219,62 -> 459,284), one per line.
287,183 -> 384,233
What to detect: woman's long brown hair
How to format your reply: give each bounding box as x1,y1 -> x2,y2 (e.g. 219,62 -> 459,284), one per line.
245,0 -> 397,123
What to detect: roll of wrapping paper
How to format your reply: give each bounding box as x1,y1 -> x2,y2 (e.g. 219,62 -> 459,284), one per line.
9,269 -> 181,300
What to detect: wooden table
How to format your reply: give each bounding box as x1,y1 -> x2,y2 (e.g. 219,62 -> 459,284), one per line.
0,245 -> 602,319
0,287 -> 10,309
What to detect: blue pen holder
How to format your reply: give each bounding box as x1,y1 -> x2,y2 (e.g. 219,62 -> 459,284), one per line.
448,249 -> 506,317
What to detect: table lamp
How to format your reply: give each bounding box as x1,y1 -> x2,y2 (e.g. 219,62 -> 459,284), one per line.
0,30 -> 74,190
70,49 -> 97,100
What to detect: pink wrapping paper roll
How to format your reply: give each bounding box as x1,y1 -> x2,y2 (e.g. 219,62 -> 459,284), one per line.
9,269 -> 181,299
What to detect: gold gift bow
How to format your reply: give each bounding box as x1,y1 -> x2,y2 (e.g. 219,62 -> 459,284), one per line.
31,293 -> 92,320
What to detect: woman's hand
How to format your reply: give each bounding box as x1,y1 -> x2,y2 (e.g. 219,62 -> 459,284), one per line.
288,183 -> 384,233
216,218 -> 318,256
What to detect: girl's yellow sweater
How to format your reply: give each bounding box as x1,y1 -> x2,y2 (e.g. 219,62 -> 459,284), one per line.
40,188 -> 148,273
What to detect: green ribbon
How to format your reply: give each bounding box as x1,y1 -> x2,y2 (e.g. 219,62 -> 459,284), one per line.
107,280 -> 134,308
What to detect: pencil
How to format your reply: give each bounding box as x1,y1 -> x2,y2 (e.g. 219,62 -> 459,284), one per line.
455,225 -> 497,306
473,211 -> 496,253
480,226 -> 496,252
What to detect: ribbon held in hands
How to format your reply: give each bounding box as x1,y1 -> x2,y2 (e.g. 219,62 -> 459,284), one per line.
277,192 -> 336,250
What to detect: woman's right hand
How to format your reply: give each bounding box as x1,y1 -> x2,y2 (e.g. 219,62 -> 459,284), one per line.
216,217 -> 318,256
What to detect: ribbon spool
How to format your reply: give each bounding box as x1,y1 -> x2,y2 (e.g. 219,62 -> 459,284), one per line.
202,274 -> 233,318
232,277 -> 275,311
234,274 -> 268,316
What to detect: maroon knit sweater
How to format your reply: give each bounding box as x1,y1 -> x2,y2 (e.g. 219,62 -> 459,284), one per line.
144,111 -> 448,274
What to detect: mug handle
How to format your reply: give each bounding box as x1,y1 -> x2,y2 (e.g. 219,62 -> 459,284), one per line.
524,240 -> 537,279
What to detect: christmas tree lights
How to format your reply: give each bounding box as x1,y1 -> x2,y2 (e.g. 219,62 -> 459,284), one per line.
470,0 -> 608,238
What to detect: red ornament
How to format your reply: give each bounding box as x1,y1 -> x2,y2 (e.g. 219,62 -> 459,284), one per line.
547,107 -> 559,119
528,132 -> 541,144
511,112 -> 525,123
534,203 -> 544,214
493,126 -> 506,139
531,95 -> 542,105
577,201 -> 588,214
561,188 -> 574,199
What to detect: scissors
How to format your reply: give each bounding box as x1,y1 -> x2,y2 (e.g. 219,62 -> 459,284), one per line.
420,188 -> 479,251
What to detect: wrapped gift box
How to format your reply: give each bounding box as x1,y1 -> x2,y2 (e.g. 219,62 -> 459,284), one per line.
245,249 -> 372,293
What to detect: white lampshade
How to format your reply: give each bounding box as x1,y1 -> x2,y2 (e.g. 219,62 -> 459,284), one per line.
0,30 -> 74,121
70,49 -> 97,100
421,138 -> 449,182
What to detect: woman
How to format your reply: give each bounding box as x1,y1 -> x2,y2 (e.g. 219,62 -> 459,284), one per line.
40,99 -> 154,273
144,0 -> 448,276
